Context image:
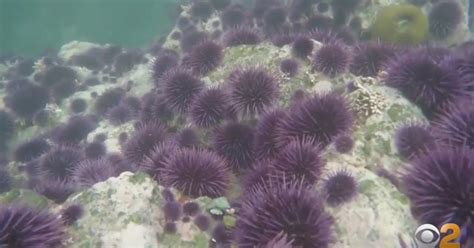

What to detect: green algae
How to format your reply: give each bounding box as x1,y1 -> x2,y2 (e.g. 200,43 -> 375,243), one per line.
0,189 -> 48,208
359,179 -> 377,194
372,4 -> 428,44
223,215 -> 237,228
129,171 -> 148,185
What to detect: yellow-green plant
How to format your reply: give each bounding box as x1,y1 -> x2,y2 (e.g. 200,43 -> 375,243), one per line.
372,4 -> 428,45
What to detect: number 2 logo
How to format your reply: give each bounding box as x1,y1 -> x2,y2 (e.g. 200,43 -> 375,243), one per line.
439,224 -> 460,248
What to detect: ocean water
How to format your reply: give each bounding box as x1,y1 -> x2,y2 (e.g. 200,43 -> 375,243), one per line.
1,0 -> 474,247
1,0 -> 178,56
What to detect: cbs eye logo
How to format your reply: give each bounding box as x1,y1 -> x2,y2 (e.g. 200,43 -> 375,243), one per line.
414,223 -> 461,248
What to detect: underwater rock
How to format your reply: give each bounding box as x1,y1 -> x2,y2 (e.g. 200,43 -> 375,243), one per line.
3,1 -> 474,247
67,172 -> 210,248
345,78 -> 426,172
322,157 -> 417,247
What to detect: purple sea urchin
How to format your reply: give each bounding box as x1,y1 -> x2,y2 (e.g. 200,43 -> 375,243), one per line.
290,89 -> 308,106
163,201 -> 182,221
308,29 -> 339,44
254,109 -> 286,160
253,0 -> 277,20
32,110 -> 50,127
263,6 -> 287,30
289,0 -> 317,20
151,52 -> 179,84
161,188 -> 175,202
0,170 -> 12,194
177,16 -> 191,30
323,169 -> 358,206
271,33 -> 296,47
5,78 -> 30,94
162,68 -> 204,113
40,65 -> 77,88
432,104 -> 474,149
72,159 -> 117,187
191,1 -> 213,20
223,27 -> 262,47
94,87 -> 126,115
221,5 -> 247,29
180,31 -> 209,53
175,127 -> 200,148
183,202 -> 200,216
69,98 -> 88,113
451,47 -> 474,89
4,83 -> 49,119
34,179 -> 76,204
188,41 -> 223,75
123,95 -> 141,112
0,111 -> 14,151
236,182 -> 334,247
189,88 -> 229,128
84,77 -> 100,86
331,0 -> 360,25
94,133 -> 107,143
141,142 -> 180,183
161,149 -> 230,198
334,135 -> 355,154
350,42 -> 396,77
113,50 -> 143,74
53,115 -> 97,145
272,140 -> 325,185
107,104 -> 133,126
0,205 -> 66,247
385,51 -> 466,118
182,216 -> 191,223
123,122 -> 168,164
305,15 -> 334,31
69,52 -> 103,71
401,148 -> 474,229
292,36 -> 314,59
429,1 -> 462,39
84,142 -> 107,159
395,123 -> 436,159
39,147 -> 83,181
241,160 -> 275,192
228,68 -> 279,117
265,232 -> 294,248
194,214 -> 211,231
118,132 -> 128,144
140,93 -> 174,124
14,59 -> 34,77
61,204 -> 84,226
212,223 -> 233,246
51,81 -> 77,102
280,59 -> 299,77
277,93 -> 354,148
312,42 -> 351,77
13,138 -> 50,163
164,222 -> 177,234
213,122 -> 255,172
334,28 -> 358,45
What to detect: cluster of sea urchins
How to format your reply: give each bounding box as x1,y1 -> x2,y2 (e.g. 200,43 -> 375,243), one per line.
0,0 -> 473,246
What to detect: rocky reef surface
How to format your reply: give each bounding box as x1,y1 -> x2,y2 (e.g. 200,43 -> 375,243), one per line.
1,0 -> 474,247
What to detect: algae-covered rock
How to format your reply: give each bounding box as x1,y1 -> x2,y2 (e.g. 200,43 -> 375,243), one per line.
0,188 -> 49,208
67,172 -> 210,248
347,78 -> 426,172
207,43 -> 288,86
318,77 -> 422,247
321,157 -> 416,248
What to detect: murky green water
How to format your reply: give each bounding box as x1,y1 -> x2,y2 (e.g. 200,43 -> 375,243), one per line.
1,0 -> 178,56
